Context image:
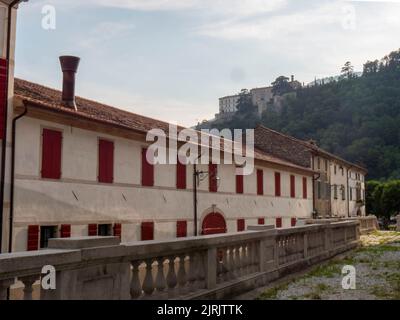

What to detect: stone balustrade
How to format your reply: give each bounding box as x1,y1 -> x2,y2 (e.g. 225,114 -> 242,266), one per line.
0,221 -> 360,300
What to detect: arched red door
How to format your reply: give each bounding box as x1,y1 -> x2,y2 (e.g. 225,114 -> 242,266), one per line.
201,212 -> 227,235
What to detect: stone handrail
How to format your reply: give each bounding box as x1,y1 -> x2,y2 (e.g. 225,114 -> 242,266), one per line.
0,221 -> 360,300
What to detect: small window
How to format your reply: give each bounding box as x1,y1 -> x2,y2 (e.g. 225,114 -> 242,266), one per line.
334,165 -> 337,175
258,218 -> 265,225
237,219 -> 245,232
98,224 -> 112,236
317,181 -> 322,199
341,185 -> 346,201
40,226 -> 57,249
41,129 -> 62,179
324,160 -> 328,172
333,185 -> 338,200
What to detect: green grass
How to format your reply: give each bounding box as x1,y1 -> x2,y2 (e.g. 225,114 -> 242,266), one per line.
257,283 -> 288,300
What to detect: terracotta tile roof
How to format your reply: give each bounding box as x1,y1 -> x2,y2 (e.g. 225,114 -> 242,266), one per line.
14,78 -> 314,174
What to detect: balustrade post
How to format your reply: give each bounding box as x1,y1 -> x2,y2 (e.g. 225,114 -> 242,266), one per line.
142,259 -> 154,297
303,233 -> 308,259
206,247 -> 217,290
130,261 -> 142,299
20,275 -> 38,300
155,258 -> 166,295
187,253 -> 197,291
177,255 -> 187,294
259,239 -> 267,272
0,279 -> 14,300
166,256 -> 178,297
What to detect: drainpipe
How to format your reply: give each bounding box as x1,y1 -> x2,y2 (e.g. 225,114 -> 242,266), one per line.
8,104 -> 27,252
346,168 -> 350,218
0,0 -> 27,252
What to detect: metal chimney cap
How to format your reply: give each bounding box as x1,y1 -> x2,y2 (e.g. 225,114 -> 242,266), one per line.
59,56 -> 80,73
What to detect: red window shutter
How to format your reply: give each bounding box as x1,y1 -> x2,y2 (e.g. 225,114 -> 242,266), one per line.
257,169 -> 264,195
275,172 -> 281,197
290,175 -> 296,198
176,220 -> 187,238
291,218 -> 297,227
142,148 -> 154,187
276,217 -> 282,228
60,224 -> 71,238
0,59 -> 7,140
41,129 -> 62,179
176,159 -> 186,189
27,225 -> 39,251
88,224 -> 98,236
113,223 -> 122,239
98,139 -> 114,183
258,218 -> 265,225
236,174 -> 243,194
209,164 -> 218,192
141,222 -> 154,241
237,219 -> 245,232
303,177 -> 308,199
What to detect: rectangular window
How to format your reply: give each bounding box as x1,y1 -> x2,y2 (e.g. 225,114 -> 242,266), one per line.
98,139 -> 114,183
350,188 -> 353,201
274,172 -> 281,197
40,226 -> 57,249
176,221 -> 187,238
98,224 -> 112,236
291,218 -> 297,227
334,185 -> 338,199
113,223 -> 122,239
334,165 -> 337,175
257,169 -> 264,195
237,219 -> 245,232
325,160 -> 328,172
258,218 -> 265,225
317,181 -> 322,199
88,224 -> 98,236
290,175 -> 296,198
141,222 -> 154,241
341,185 -> 346,201
60,224 -> 71,238
209,163 -> 218,192
27,225 -> 39,251
276,217 -> 282,228
41,128 -> 62,179
176,159 -> 186,189
302,177 -> 308,199
142,148 -> 154,187
236,173 -> 244,194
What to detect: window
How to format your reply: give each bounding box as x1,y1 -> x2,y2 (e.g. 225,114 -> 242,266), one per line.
341,185 -> 346,201
40,226 -> 57,249
176,221 -> 187,238
236,172 -> 244,194
276,217 -> 282,228
290,175 -> 296,198
209,163 -> 218,192
98,224 -> 112,236
258,218 -> 265,225
60,224 -> 71,238
88,224 -> 98,236
350,188 -> 353,201
176,159 -> 186,189
291,218 -> 297,227
41,128 -> 62,179
340,167 -> 344,176
27,225 -> 39,251
113,223 -> 122,239
257,169 -> 264,195
334,165 -> 337,175
274,172 -> 281,197
324,160 -> 328,172
142,148 -> 154,187
237,219 -> 245,232
302,177 -> 308,199
141,222 -> 154,241
98,139 -> 114,183
317,181 -> 322,199
333,185 -> 338,200
317,157 -> 320,170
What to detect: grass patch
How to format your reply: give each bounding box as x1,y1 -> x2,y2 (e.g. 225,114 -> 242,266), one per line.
257,283 -> 288,300
307,262 -> 341,278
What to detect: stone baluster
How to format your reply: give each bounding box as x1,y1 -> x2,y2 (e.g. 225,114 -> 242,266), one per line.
177,255 -> 187,294
166,256 -> 178,297
20,275 -> 38,300
155,257 -> 166,297
238,245 -> 244,276
231,246 -> 239,278
130,261 -> 143,299
187,252 -> 197,291
142,259 -> 154,297
196,251 -> 206,289
221,248 -> 229,281
0,279 -> 14,300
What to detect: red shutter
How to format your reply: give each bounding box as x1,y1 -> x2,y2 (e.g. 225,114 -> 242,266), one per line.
0,59 -> 7,139
276,217 -> 282,228
290,175 -> 296,198
41,129 -> 62,179
237,219 -> 245,232
142,148 -> 154,187
275,172 -> 281,197
209,164 -> 218,192
98,139 -> 114,183
258,218 -> 265,225
303,177 -> 308,199
176,220 -> 187,238
291,218 -> 297,227
176,159 -> 186,189
88,224 -> 98,236
113,223 -> 122,239
257,169 -> 264,195
141,222 -> 154,241
236,174 -> 243,194
60,224 -> 71,238
27,225 -> 39,251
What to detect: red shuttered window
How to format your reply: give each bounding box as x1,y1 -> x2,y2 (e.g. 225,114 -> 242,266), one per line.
209,164 -> 218,192
142,148 -> 154,187
258,218 -> 265,225
98,139 -> 114,183
27,225 -> 39,251
275,172 -> 281,197
88,224 -> 98,236
291,218 -> 297,227
41,129 -> 62,179
113,223 -> 122,239
290,175 -> 296,198
176,159 -> 186,189
0,59 -> 7,139
236,174 -> 244,194
60,224 -> 71,238
141,222 -> 154,241
257,169 -> 264,195
302,177 -> 308,199
276,217 -> 282,228
176,220 -> 187,238
237,219 -> 245,232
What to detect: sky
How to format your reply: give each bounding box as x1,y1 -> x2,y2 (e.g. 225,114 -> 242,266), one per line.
14,0 -> 400,127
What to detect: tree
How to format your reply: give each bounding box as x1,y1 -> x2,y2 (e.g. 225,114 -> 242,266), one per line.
363,60 -> 379,76
271,76 -> 293,96
235,89 -> 256,115
341,61 -> 354,79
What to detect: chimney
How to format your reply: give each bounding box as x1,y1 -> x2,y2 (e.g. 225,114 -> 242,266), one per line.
291,75 -> 294,82
59,56 -> 80,111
